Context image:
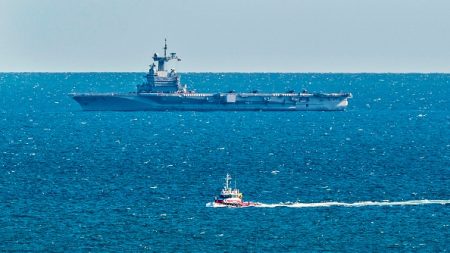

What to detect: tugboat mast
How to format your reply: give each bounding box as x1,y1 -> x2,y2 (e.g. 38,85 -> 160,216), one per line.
225,173 -> 232,190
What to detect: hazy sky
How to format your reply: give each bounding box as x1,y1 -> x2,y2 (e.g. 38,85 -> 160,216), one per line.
1,0 -> 449,72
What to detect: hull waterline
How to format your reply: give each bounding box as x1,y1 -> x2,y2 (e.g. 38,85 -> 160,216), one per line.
70,92 -> 351,111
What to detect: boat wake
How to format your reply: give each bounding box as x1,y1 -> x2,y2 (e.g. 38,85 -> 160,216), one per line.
206,199 -> 450,208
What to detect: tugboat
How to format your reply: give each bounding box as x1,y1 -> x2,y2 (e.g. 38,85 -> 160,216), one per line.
69,40 -> 352,111
213,174 -> 259,207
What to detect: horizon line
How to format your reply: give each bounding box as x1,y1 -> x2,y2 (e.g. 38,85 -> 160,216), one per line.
1,71 -> 450,74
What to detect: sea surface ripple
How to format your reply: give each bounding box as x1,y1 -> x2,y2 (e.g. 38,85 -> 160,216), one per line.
0,73 -> 449,251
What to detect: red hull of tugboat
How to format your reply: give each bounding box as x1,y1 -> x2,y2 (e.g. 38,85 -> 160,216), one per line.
213,200 -> 259,207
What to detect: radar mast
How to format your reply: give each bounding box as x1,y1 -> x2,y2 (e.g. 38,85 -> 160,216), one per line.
152,39 -> 181,71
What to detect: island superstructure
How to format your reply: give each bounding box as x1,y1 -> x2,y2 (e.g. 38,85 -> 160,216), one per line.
70,40 -> 352,111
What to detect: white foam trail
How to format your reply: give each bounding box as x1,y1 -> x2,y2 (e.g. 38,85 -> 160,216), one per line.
206,200 -> 450,208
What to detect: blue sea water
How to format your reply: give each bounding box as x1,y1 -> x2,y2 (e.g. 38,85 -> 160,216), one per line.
0,73 -> 449,251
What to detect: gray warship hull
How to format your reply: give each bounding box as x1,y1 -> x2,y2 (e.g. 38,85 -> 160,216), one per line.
70,92 -> 351,111
70,40 -> 352,111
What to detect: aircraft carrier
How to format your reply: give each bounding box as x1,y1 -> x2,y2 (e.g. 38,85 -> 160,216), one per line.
70,40 -> 352,111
